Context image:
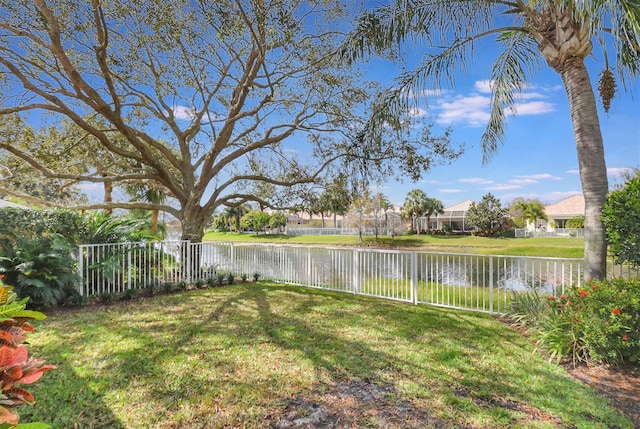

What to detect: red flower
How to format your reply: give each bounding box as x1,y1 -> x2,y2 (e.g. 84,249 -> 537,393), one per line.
547,296 -> 555,301
622,335 -> 629,341
567,301 -> 573,305
560,295 -> 567,300
579,289 -> 589,298
591,284 -> 597,290
612,308 -> 621,315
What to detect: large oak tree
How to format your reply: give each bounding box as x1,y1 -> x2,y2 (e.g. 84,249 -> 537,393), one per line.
0,0 -> 374,242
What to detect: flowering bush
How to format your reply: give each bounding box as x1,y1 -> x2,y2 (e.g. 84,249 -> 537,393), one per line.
534,277 -> 640,365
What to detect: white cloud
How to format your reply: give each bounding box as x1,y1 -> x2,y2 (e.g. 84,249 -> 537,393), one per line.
607,167 -> 632,176
509,101 -> 556,115
484,184 -> 522,191
474,80 -> 493,93
173,105 -> 196,120
430,80 -> 557,127
436,95 -> 491,127
459,177 -> 494,185
441,188 -> 463,193
408,107 -> 428,118
508,178 -> 538,185
515,173 -> 562,181
566,169 -> 580,175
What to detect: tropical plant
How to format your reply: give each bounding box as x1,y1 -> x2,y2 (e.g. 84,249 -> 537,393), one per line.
0,277 -> 55,428
344,0 -> 640,280
565,215 -> 585,229
0,234 -> 80,308
222,206 -> 251,233
422,197 -> 444,233
400,189 -> 428,235
601,170 -> 640,269
511,199 -> 548,229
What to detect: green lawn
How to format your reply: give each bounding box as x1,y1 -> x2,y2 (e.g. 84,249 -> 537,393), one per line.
204,231 -> 585,258
26,283 -> 632,428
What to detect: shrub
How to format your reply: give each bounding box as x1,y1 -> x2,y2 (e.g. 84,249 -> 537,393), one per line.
0,234 -> 80,308
162,281 -> 174,294
601,171 -> 640,268
226,273 -> 235,285
0,276 -> 55,428
533,278 -> 640,365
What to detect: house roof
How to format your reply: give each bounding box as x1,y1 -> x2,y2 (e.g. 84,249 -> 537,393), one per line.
437,200 -> 473,218
545,194 -> 585,218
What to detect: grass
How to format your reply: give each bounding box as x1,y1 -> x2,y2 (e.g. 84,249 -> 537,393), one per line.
203,231 -> 585,258
26,283 -> 633,428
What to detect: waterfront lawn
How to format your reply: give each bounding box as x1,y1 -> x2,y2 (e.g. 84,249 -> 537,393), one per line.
26,283 -> 632,428
203,231 -> 584,258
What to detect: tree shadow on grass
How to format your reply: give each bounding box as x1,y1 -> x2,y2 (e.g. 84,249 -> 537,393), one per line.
26,285 -> 633,428
21,352 -> 125,429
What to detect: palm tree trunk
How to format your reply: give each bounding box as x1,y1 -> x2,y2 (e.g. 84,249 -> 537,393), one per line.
561,60 -> 608,280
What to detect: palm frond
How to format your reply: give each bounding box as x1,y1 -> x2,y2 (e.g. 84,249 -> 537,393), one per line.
482,31 -> 541,162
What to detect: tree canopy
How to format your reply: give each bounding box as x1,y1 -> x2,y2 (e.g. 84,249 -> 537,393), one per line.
0,0 -> 368,241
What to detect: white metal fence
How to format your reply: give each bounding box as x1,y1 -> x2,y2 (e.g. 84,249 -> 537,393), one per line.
514,228 -> 585,238
75,241 -> 640,315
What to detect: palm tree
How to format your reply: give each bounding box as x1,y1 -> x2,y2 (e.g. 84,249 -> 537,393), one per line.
401,189 -> 429,234
223,205 -> 250,233
344,1 -> 640,280
423,197 -> 445,232
514,199 -> 548,229
124,183 -> 167,235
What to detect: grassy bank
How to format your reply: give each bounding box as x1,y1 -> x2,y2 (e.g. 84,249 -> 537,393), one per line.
26,283 -> 632,428
204,231 -> 584,258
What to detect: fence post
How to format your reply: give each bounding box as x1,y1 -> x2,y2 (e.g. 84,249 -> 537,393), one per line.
489,255 -> 494,314
411,252 -> 418,305
353,249 -> 359,295
127,244 -> 132,291
307,247 -> 312,288
78,245 -> 84,296
230,242 -> 235,274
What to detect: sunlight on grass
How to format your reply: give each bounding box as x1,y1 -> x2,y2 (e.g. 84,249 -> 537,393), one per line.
203,231 -> 584,258
26,284 -> 632,428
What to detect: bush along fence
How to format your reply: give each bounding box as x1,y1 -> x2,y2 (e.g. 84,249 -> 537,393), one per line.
75,241 -> 640,315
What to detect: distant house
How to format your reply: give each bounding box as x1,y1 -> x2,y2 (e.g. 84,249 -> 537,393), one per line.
435,200 -> 474,232
544,194 -> 585,229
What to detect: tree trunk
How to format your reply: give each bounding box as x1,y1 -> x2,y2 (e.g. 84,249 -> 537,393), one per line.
180,206 -> 209,282
103,178 -> 113,216
561,61 -> 608,280
150,210 -> 159,234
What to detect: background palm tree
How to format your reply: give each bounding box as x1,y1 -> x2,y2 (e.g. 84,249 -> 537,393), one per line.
401,189 -> 429,234
344,1 -> 640,280
513,199 -> 548,229
223,205 -> 251,233
423,197 -> 445,232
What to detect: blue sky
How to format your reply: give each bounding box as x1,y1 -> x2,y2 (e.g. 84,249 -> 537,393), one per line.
363,45 -> 640,209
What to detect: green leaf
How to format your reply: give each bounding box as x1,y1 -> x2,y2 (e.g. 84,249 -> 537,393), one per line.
0,302 -> 28,321
15,423 -> 53,429
11,310 -> 46,321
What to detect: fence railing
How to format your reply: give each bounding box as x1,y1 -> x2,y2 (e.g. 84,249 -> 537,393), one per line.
514,228 -> 585,238
77,241 -> 640,314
